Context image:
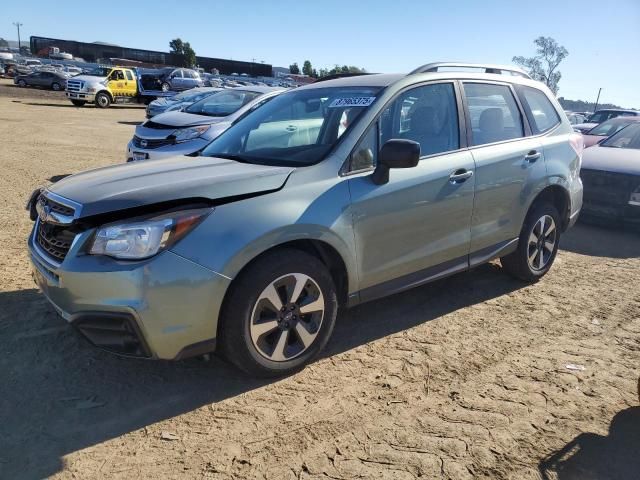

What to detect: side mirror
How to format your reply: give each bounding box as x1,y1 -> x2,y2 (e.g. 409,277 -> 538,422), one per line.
371,139 -> 420,185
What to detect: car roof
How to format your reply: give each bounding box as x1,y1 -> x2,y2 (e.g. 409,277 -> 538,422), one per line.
298,71 -> 554,91
595,108 -> 638,113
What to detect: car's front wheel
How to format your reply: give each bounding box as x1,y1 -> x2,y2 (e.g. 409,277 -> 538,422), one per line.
95,92 -> 111,108
17,79 -> 26,87
219,249 -> 338,377
161,82 -> 171,92
51,82 -> 62,91
501,202 -> 561,282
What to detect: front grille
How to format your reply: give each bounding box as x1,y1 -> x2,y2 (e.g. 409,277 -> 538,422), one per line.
34,195 -> 79,262
36,220 -> 76,262
66,80 -> 83,93
580,169 -> 638,206
132,135 -> 174,149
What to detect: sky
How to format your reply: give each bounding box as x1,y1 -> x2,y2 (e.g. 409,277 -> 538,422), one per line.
2,0 -> 639,107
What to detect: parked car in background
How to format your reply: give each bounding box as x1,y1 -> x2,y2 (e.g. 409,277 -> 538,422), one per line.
581,117 -> 640,147
202,73 -> 223,87
565,112 -> 587,125
14,70 -> 68,91
580,122 -> 640,224
63,66 -> 83,76
28,64 -> 583,376
157,67 -> 204,92
573,109 -> 640,133
145,87 -> 222,118
127,86 -> 283,161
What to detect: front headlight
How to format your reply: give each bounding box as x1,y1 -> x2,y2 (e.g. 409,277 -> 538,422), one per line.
89,208 -> 211,260
630,186 -> 640,207
173,125 -> 210,143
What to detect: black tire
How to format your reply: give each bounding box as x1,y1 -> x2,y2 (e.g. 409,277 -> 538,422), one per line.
51,82 -> 62,91
70,100 -> 86,107
218,248 -> 338,377
95,92 -> 111,108
161,82 -> 171,92
17,79 -> 26,87
500,202 -> 561,282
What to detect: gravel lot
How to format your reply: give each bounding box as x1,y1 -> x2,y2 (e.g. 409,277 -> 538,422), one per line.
0,79 -> 638,480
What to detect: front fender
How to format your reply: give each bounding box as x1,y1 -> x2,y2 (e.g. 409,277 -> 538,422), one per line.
170,176 -> 359,295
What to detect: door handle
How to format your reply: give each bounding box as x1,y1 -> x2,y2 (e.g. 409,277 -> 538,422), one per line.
449,169 -> 474,184
524,150 -> 541,163
285,125 -> 298,132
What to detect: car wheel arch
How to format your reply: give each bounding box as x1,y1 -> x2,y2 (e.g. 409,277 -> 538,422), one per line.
528,184 -> 571,231
216,238 -> 351,339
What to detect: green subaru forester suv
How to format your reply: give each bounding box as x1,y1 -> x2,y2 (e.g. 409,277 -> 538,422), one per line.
27,63 -> 583,376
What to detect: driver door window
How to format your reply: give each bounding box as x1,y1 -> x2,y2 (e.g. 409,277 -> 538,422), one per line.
380,83 -> 460,157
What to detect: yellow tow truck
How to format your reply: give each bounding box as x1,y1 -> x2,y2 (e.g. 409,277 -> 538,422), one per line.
65,66 -> 174,108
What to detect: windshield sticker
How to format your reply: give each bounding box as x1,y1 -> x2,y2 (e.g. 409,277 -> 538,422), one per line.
328,97 -> 376,108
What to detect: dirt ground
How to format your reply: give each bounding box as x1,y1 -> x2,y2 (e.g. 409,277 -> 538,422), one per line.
0,79 -> 638,480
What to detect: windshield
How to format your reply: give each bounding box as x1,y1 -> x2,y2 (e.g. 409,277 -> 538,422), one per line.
185,90 -> 262,117
588,118 -> 636,136
86,67 -> 113,77
201,86 -> 382,167
601,123 -> 640,149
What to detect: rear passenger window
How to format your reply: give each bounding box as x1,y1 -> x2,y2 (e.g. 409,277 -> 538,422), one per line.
463,83 -> 524,146
380,83 -> 459,157
518,86 -> 560,134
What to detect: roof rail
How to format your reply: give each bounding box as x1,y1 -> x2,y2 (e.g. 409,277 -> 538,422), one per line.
313,72 -> 372,83
409,62 -> 531,79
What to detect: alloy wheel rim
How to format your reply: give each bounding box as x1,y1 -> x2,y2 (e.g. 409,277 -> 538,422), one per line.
250,273 -> 325,362
98,96 -> 108,106
527,215 -> 557,271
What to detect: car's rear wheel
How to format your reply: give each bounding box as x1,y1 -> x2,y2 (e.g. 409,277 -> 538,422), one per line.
218,249 -> 338,377
501,202 -> 561,282
161,82 -> 171,92
51,82 -> 62,91
17,79 -> 26,87
95,92 -> 111,108
70,100 -> 86,107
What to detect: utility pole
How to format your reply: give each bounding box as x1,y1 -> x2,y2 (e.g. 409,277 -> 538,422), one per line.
13,21 -> 23,51
593,87 -> 602,113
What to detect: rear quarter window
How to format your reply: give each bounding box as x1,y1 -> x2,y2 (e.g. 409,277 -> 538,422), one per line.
518,86 -> 561,134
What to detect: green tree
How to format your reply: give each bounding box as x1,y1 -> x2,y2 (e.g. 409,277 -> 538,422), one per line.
0,38 -> 8,48
169,38 -> 184,55
513,36 -> 568,95
302,60 -> 313,76
169,38 -> 197,68
289,62 -> 300,74
182,42 -> 196,68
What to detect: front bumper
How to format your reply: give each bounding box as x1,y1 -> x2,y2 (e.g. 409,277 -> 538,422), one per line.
125,137 -> 209,162
67,91 -> 96,102
28,228 -> 231,360
581,201 -> 640,225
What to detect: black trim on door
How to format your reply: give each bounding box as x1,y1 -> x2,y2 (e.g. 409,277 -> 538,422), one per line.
350,237 -> 520,306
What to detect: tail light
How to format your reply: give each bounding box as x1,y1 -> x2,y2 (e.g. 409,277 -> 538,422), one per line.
569,133 -> 584,169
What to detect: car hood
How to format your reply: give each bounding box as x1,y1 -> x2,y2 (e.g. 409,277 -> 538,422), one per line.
582,145 -> 640,176
147,110 -> 226,127
70,74 -> 107,83
48,156 -> 294,218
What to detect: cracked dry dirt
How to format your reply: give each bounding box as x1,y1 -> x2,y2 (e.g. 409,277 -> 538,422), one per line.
0,81 -> 638,479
